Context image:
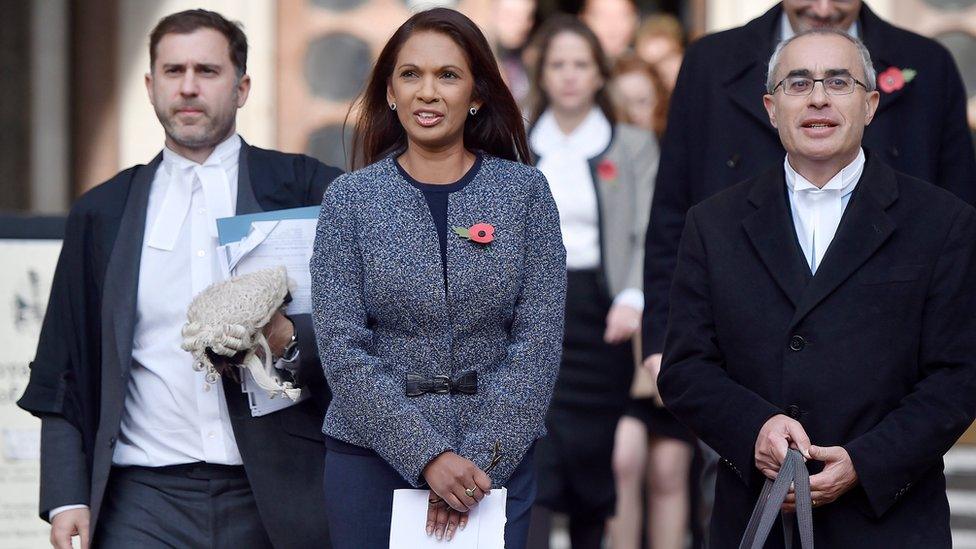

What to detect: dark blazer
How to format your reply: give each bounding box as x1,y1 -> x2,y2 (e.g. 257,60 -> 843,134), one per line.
641,2 -> 976,356
18,141 -> 342,547
657,154 -> 976,547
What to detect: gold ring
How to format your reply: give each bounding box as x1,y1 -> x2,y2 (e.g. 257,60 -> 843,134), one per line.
464,487 -> 477,498
812,499 -> 818,506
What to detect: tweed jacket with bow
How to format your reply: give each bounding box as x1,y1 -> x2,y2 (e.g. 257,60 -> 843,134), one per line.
311,153 -> 567,487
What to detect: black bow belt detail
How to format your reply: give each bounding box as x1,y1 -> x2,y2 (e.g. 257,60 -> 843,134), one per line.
405,371 -> 478,397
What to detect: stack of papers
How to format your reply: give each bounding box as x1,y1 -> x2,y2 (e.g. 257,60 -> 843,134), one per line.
215,207 -> 320,416
216,206 -> 319,316
390,489 -> 508,548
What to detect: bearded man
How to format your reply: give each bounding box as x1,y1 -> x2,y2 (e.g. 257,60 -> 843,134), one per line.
18,9 -> 342,549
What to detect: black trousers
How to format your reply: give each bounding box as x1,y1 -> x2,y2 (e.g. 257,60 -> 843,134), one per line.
95,463 -> 273,549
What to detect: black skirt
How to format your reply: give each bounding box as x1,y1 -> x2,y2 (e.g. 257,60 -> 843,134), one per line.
534,269 -> 633,518
624,397 -> 696,445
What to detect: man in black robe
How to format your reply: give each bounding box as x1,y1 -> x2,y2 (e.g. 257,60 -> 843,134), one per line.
18,9 -> 341,548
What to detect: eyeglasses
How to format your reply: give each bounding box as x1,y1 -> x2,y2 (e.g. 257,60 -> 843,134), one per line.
773,75 -> 868,96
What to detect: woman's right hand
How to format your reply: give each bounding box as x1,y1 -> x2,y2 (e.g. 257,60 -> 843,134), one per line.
422,452 -> 492,512
422,452 -> 492,540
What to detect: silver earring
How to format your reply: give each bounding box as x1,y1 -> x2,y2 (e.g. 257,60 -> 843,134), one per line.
469,106 -> 478,115
390,103 -> 397,111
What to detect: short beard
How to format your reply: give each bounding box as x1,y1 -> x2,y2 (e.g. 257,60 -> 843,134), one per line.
162,114 -> 235,151
157,87 -> 239,152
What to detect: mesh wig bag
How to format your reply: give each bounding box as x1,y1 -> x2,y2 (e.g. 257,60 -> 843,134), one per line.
181,266 -> 302,401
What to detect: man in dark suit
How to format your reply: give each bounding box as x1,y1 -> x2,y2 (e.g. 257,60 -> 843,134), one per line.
658,29 -> 976,547
17,10 -> 341,549
642,0 -> 975,369
641,2 -> 976,539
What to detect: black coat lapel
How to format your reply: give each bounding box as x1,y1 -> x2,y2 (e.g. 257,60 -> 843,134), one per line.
235,140 -> 265,215
788,156 -> 898,328
724,5 -> 780,133
104,154 -> 160,376
742,167 -> 811,307
726,63 -> 777,133
858,5 -> 909,117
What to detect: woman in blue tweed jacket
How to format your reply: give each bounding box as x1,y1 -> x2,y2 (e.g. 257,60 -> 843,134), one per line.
310,9 -> 566,549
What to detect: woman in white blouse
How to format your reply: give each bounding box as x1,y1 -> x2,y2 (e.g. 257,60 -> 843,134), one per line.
526,15 -> 658,549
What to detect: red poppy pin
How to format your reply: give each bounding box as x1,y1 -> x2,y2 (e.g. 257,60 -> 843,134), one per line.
597,159 -> 619,182
877,66 -> 916,94
453,223 -> 495,245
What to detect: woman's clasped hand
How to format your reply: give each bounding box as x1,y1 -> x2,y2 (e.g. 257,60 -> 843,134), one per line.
422,452 -> 493,541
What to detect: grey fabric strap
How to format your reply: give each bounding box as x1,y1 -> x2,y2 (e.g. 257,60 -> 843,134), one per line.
738,448 -> 814,549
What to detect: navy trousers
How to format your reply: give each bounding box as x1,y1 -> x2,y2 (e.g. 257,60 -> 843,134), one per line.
324,444 -> 537,548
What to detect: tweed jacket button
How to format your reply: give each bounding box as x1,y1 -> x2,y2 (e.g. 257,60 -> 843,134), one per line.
789,335 -> 806,351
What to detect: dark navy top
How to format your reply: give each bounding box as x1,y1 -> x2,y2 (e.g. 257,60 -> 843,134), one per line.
396,154 -> 483,285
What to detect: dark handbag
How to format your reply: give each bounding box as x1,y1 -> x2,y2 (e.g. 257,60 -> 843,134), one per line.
738,448 -> 814,549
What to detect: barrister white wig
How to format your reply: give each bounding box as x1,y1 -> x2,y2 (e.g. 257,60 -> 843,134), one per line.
181,266 -> 302,401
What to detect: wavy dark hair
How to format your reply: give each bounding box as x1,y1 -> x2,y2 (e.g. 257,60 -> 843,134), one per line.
349,8 -> 531,169
528,14 -> 616,128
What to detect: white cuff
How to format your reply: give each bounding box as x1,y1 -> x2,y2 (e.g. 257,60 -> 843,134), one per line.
48,504 -> 88,522
613,288 -> 644,312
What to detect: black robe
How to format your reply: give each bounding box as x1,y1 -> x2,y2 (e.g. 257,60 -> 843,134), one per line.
18,141 -> 342,546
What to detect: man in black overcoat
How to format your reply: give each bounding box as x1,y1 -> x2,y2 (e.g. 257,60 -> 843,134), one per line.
641,2 -> 976,538
642,0 -> 975,368
17,9 -> 342,549
658,29 -> 976,548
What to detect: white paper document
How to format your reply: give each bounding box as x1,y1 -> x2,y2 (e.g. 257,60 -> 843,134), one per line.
215,217 -> 317,416
217,218 -> 317,315
390,488 -> 507,549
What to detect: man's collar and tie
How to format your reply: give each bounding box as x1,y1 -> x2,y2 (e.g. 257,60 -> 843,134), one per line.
784,148 -> 865,273
115,132 -> 245,469
147,133 -> 241,250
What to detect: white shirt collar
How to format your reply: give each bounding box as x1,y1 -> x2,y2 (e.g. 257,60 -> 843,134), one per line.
530,107 -> 612,160
783,148 -> 865,273
784,148 -> 865,197
147,133 -> 241,251
162,132 -> 241,172
779,12 -> 860,43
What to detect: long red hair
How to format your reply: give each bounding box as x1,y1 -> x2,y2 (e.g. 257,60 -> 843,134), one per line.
613,53 -> 670,138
